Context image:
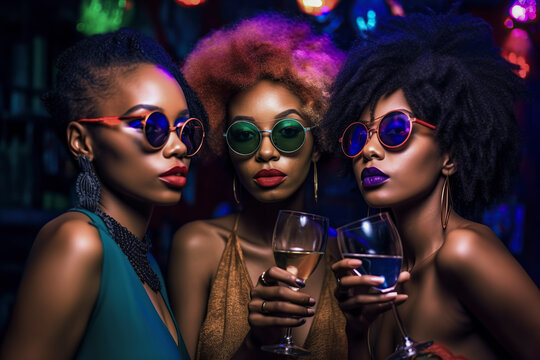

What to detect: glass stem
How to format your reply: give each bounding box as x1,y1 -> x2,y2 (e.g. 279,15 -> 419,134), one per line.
391,302 -> 409,340
283,327 -> 294,345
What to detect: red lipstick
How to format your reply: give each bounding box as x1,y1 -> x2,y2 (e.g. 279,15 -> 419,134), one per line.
253,168 -> 286,188
159,165 -> 188,188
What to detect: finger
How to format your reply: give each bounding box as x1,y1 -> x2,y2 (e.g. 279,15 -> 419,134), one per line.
251,286 -> 316,306
263,266 -> 305,288
249,313 -> 307,328
331,259 -> 363,278
338,274 -> 385,288
397,271 -> 410,283
339,292 -> 399,311
248,299 -> 315,317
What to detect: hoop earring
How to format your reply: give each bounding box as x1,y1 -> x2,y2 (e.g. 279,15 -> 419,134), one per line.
233,176 -> 240,205
313,161 -> 318,204
441,175 -> 452,230
75,155 -> 100,212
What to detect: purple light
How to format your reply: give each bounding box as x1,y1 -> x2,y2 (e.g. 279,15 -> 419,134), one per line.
509,0 -> 536,23
511,5 -> 527,21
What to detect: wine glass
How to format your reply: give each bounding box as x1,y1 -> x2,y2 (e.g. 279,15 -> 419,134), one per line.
337,212 -> 433,360
260,210 -> 329,356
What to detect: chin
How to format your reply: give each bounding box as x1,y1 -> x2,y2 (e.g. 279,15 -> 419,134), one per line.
153,193 -> 182,206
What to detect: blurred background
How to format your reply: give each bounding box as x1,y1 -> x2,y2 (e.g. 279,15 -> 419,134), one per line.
0,0 -> 538,339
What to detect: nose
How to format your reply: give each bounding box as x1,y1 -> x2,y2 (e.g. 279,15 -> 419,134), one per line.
362,129 -> 384,161
162,129 -> 189,158
255,131 -> 279,162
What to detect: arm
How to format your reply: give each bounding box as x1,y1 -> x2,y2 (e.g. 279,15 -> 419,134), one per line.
167,221 -> 220,359
437,226 -> 540,360
0,212 -> 102,360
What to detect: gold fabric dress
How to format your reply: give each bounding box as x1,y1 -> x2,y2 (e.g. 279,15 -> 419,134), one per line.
196,217 -> 347,359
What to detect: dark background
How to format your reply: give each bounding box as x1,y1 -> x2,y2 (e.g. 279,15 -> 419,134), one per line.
1,0 -> 538,339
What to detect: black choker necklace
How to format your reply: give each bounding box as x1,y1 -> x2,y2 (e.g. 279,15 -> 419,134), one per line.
96,209 -> 161,292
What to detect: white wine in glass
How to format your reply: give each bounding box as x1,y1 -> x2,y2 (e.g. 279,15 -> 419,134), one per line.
337,212 -> 433,360
260,210 -> 329,356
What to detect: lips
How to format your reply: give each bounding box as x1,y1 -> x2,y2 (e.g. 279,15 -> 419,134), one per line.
253,168 -> 287,187
361,167 -> 389,188
159,165 -> 188,188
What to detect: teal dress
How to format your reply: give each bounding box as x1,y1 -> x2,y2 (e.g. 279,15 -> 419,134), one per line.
72,209 -> 189,360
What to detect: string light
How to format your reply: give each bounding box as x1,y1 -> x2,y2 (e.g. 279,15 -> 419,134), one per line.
297,0 -> 340,16
509,0 -> 536,23
174,0 -> 206,7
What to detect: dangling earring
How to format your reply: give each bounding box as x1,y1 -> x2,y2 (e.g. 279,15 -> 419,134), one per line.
441,175 -> 452,230
313,161 -> 318,204
233,176 -> 240,205
75,155 -> 101,212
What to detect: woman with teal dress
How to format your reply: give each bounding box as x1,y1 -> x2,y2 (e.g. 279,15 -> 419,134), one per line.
0,28 -> 207,359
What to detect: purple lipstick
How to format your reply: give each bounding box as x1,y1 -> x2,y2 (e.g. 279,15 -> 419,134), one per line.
361,167 -> 389,188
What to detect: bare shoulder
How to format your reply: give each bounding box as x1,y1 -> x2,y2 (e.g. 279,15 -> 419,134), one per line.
32,211 -> 103,264
170,213 -> 237,263
435,220 -> 514,283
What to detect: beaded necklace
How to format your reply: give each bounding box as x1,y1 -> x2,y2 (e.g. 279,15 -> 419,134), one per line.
96,209 -> 161,292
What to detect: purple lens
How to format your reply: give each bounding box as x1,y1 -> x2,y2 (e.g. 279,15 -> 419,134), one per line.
379,112 -> 411,147
180,119 -> 204,155
145,112 -> 169,148
343,123 -> 368,157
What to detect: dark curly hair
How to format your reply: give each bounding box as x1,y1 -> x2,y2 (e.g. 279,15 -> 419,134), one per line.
42,28 -> 208,147
182,12 -> 345,158
321,13 -> 525,217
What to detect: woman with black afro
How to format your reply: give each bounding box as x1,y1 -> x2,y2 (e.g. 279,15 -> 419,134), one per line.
1,28 -> 207,359
323,12 -> 540,360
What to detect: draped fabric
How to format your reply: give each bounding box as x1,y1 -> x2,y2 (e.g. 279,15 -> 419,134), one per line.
196,216 -> 347,359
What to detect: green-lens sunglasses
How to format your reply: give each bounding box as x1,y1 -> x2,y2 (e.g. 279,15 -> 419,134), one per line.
223,119 -> 312,156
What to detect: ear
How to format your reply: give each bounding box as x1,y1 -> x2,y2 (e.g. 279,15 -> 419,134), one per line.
441,153 -> 457,176
67,122 -> 95,160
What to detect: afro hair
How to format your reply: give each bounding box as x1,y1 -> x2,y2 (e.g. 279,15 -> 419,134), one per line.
321,12 -> 525,217
182,13 -> 345,158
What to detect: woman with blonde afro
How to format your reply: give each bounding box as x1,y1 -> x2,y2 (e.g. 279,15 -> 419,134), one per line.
167,13 -> 346,359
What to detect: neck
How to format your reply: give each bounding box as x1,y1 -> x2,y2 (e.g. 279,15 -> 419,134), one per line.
391,177 -> 447,268
98,185 -> 154,241
237,183 -> 308,245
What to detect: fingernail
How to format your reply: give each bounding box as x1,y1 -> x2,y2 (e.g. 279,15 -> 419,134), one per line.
349,259 -> 362,266
298,318 -> 306,325
372,276 -> 385,283
307,308 -> 315,315
308,297 -> 316,306
295,278 -> 306,287
384,292 -> 398,298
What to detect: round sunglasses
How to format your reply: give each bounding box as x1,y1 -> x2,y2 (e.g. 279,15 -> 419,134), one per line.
223,119 -> 312,156
78,111 -> 205,156
339,110 -> 436,158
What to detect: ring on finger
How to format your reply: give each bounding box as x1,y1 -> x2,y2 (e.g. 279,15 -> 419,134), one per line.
260,271 -> 271,286
261,300 -> 269,314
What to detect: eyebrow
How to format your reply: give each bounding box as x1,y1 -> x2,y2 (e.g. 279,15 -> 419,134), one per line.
361,108 -> 413,124
230,109 -> 303,123
121,104 -> 189,118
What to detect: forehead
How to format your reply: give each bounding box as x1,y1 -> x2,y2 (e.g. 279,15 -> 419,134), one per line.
96,63 -> 187,115
228,80 -> 302,118
360,89 -> 410,123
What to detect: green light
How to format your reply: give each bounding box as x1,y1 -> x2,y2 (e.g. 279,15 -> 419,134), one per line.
78,0 -> 134,36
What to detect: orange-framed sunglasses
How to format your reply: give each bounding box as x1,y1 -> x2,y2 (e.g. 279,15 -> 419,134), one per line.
78,111 -> 205,156
339,109 -> 436,158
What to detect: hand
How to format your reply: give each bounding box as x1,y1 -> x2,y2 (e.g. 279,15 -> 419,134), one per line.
332,258 -> 410,334
247,266 -> 315,344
